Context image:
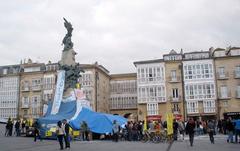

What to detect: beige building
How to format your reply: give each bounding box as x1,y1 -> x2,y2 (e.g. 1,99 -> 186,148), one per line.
212,47 -> 240,119
19,59 -> 45,119
79,62 -> 110,113
109,73 -> 138,121
163,50 -> 185,121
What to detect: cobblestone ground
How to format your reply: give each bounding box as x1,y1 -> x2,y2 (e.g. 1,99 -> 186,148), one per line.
0,124 -> 239,151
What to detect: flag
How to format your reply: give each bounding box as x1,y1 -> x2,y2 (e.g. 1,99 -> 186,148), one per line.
167,113 -> 173,135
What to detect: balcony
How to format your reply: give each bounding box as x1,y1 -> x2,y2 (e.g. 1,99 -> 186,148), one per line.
21,86 -> 30,92
217,72 -> 229,80
234,71 -> 240,79
168,76 -> 181,83
169,95 -> 182,102
218,91 -> 231,100
21,104 -> 29,108
203,107 -> 216,113
32,85 -> 42,91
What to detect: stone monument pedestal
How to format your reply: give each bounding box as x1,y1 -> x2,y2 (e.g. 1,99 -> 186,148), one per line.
59,49 -> 77,66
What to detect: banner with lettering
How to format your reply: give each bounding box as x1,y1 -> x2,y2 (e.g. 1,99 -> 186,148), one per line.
51,70 -> 65,115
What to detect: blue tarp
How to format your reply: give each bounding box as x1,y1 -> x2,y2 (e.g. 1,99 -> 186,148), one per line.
38,100 -> 127,136
69,107 -> 127,134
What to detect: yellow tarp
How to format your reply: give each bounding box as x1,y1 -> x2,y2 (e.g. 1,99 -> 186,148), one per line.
46,131 -> 52,137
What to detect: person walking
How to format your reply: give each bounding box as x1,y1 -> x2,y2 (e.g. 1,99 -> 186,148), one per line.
173,119 -> 179,141
8,120 -> 13,136
56,121 -> 65,150
207,120 -> 215,144
112,120 -> 120,142
226,118 -> 234,143
5,118 -> 11,136
178,120 -> 185,141
63,119 -> 70,149
33,120 -> 42,142
15,120 -> 21,136
185,118 -> 196,146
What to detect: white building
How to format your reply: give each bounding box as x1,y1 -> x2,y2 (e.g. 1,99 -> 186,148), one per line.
0,65 -> 20,119
134,59 -> 166,119
183,51 -> 217,119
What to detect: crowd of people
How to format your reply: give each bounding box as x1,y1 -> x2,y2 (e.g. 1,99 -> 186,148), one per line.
2,116 -> 240,149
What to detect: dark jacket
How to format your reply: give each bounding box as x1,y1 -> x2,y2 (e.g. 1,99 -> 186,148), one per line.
65,123 -> 70,135
226,121 -> 234,131
186,121 -> 196,134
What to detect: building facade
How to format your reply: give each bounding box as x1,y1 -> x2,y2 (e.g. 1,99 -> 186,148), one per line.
0,65 -> 20,119
212,47 -> 240,119
182,51 -> 217,120
134,59 -> 167,121
109,73 -> 138,121
163,50 -> 184,120
79,63 -> 110,113
19,59 -> 45,119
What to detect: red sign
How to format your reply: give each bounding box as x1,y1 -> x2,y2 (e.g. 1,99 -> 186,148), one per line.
147,115 -> 162,121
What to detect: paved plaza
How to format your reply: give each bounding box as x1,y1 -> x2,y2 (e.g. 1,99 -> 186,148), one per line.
0,125 -> 239,151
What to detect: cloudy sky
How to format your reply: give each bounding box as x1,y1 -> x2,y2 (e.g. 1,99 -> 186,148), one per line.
0,0 -> 239,73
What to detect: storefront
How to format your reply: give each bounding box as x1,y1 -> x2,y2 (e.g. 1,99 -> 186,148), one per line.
223,112 -> 240,120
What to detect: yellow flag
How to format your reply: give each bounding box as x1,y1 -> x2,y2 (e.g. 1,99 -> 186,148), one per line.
143,117 -> 147,131
167,113 -> 173,135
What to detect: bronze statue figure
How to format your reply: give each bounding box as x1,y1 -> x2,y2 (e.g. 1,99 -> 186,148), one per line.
62,18 -> 74,50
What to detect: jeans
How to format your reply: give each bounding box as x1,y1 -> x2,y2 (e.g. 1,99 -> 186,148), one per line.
235,129 -> 240,143
64,134 -> 70,148
227,131 -> 234,143
209,131 -> 214,144
189,133 -> 194,146
57,135 -> 64,150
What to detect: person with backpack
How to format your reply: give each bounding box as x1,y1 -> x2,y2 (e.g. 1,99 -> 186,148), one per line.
185,118 -> 196,146
207,120 -> 215,144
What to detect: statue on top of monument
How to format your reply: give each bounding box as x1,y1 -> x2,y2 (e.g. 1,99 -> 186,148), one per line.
62,17 -> 74,50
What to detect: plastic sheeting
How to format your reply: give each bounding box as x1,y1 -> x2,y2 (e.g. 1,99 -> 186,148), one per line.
69,107 -> 127,134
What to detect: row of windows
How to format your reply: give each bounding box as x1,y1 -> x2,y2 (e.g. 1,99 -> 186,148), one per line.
187,100 -> 216,114
0,101 -> 17,108
137,66 -> 165,84
147,103 -> 158,115
79,73 -> 93,86
185,83 -> 215,100
110,80 -> 137,94
183,63 -> 214,80
0,108 -> 17,118
110,97 -> 137,109
0,78 -> 19,89
138,86 -> 166,103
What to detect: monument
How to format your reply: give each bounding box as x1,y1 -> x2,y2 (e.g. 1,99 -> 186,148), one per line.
58,18 -> 83,97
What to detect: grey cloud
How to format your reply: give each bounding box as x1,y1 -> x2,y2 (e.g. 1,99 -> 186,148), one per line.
0,0 -> 240,73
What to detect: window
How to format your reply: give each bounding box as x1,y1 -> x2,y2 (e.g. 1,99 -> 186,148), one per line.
3,69 -> 8,75
235,66 -> 240,78
220,86 -> 228,98
218,67 -> 225,78
172,104 -> 179,113
171,70 -> 177,81
187,101 -> 198,113
237,86 -> 240,98
172,88 -> 178,98
147,103 -> 158,115
203,100 -> 215,113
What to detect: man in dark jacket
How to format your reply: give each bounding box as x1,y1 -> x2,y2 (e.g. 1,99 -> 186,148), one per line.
173,119 -> 179,140
63,119 -> 70,148
185,118 -> 196,146
15,120 -> 21,136
226,118 -> 234,143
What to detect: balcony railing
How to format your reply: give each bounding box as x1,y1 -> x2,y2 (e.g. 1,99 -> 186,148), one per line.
32,85 -> 42,91
203,107 -> 216,113
218,91 -> 231,99
234,70 -> 240,79
169,95 -> 182,102
167,76 -> 181,83
21,104 -> 29,108
21,86 -> 30,91
217,72 -> 229,80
